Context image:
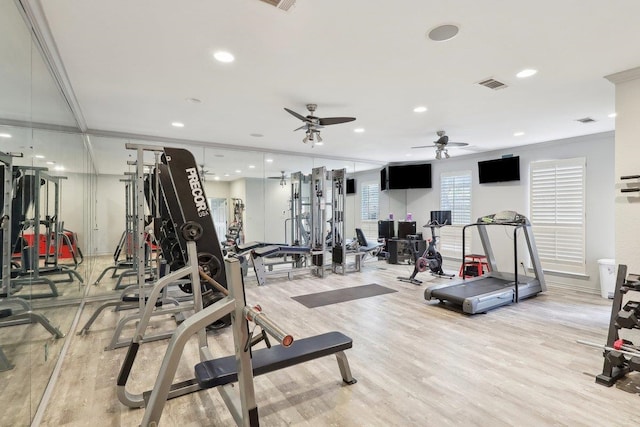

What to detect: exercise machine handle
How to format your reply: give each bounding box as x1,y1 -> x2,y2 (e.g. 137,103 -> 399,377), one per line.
244,305 -> 294,347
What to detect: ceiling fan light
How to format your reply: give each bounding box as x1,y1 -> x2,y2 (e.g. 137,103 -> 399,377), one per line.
317,133 -> 323,142
435,151 -> 442,160
303,134 -> 309,143
444,151 -> 450,159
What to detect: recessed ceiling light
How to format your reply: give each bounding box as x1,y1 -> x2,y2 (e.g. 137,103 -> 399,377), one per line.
315,142 -> 324,146
186,98 -> 202,104
213,51 -> 235,63
514,132 -> 525,137
46,161 -> 55,165
516,69 -> 537,78
354,128 -> 365,133
250,133 -> 264,137
265,158 -> 273,163
224,173 -> 230,177
608,113 -> 617,118
0,133 -> 11,138
214,176 -> 221,181
171,122 -> 185,128
54,165 -> 65,171
406,153 -> 413,157
413,106 -> 427,113
35,154 -> 45,159
427,24 -> 459,42
249,165 -> 256,169
235,169 -> 241,173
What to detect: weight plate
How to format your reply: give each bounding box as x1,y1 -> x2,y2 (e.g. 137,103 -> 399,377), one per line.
181,221 -> 204,241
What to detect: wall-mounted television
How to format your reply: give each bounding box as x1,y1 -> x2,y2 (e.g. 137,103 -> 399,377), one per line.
478,156 -> 520,184
388,163 -> 432,189
346,178 -> 356,195
380,167 -> 387,191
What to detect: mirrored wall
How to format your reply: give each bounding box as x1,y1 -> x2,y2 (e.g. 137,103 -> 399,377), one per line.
0,1 -> 380,423
1,0 -> 94,424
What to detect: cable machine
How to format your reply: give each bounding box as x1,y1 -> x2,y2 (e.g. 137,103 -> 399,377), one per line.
0,151 -> 64,371
288,171 -> 311,246
310,166 -> 328,276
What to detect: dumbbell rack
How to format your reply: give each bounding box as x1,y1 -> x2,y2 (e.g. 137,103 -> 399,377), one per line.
595,264 -> 640,386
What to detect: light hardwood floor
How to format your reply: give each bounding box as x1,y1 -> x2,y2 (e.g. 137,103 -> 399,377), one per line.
18,256 -> 640,426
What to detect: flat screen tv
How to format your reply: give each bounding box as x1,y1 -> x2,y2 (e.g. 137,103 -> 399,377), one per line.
346,178 -> 356,194
388,163 -> 432,189
478,156 -> 520,184
380,167 -> 387,191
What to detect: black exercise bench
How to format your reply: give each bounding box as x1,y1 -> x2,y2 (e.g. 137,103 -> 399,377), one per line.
194,331 -> 357,388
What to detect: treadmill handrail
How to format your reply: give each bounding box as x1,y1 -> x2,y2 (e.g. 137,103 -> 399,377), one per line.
461,221 -> 529,303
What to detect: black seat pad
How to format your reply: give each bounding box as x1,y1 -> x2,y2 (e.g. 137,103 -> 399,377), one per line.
195,331 -> 352,389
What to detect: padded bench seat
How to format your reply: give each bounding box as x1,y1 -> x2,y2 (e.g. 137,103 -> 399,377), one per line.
236,241 -> 263,252
252,245 -> 311,258
252,245 -> 282,258
195,331 -> 353,389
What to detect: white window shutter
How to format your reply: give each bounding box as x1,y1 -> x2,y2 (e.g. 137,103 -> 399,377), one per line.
530,158 -> 586,274
440,171 -> 472,258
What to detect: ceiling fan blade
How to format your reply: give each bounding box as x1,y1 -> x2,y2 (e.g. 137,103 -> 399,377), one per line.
284,107 -> 309,122
411,145 -> 436,149
447,142 -> 469,147
318,117 -> 356,126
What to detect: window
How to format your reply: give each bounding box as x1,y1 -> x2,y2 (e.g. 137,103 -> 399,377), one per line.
439,171 -> 472,258
529,157 -> 586,274
207,197 -> 228,245
360,182 -> 379,238
361,183 -> 379,221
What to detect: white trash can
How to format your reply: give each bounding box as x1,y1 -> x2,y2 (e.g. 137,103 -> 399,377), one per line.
597,259 -> 616,299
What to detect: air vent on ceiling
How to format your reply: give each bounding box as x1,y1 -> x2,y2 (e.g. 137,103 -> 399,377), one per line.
477,78 -> 508,90
576,117 -> 596,123
259,0 -> 296,11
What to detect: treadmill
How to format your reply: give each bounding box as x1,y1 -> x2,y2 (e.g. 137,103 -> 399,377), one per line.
424,212 -> 546,314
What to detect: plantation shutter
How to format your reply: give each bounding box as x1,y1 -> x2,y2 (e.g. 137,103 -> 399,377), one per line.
530,157 -> 586,274
439,171 -> 472,258
360,183 -> 379,237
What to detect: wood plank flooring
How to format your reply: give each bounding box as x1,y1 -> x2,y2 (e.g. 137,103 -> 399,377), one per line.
17,256 -> 640,426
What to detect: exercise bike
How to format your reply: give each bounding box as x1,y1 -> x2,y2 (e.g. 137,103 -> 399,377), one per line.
397,219 -> 454,285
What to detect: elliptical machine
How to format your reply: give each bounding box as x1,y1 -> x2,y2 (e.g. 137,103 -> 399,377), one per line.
398,213 -> 454,285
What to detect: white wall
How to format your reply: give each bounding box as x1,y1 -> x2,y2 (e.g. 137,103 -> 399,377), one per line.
610,69 -> 640,273
94,174 -> 125,255
351,132 -> 615,293
244,178 -> 265,243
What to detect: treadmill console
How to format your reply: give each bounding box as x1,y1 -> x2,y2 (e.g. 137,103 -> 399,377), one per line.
481,210 -> 525,224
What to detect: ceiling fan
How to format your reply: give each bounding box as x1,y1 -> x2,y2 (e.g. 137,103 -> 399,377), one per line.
411,130 -> 469,159
284,103 -> 356,147
198,163 -> 215,181
267,171 -> 289,187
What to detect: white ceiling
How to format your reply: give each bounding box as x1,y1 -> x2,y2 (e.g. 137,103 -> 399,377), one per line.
27,1 -> 640,164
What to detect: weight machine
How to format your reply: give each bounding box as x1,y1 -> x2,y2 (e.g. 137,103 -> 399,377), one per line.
0,151 -> 64,371
2,165 -> 84,299
222,198 -> 245,252
110,148 -> 356,426
287,171 -> 311,246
